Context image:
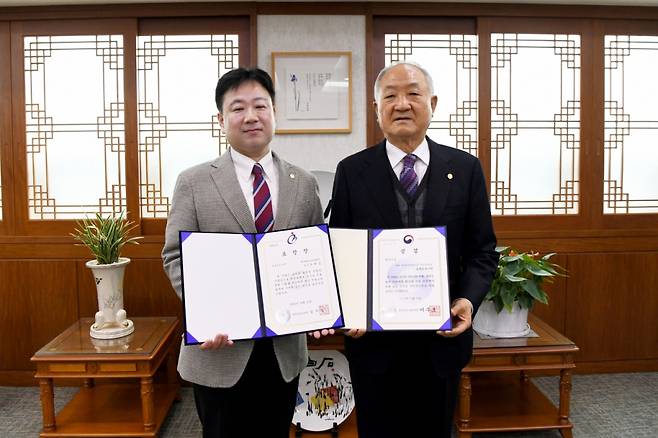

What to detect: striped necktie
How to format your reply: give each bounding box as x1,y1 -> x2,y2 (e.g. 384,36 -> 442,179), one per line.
400,154 -> 419,197
252,163 -> 274,233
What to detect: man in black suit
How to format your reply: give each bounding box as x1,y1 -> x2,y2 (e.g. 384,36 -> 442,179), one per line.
329,62 -> 498,438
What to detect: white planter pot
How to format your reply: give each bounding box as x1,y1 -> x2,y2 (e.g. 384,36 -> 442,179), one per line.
86,257 -> 134,339
473,300 -> 530,338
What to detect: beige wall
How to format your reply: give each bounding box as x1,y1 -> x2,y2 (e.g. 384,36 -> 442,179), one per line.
257,15 -> 367,173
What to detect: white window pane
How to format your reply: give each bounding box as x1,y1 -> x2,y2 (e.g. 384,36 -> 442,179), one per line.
25,35 -> 125,219
385,34 -> 478,156
491,33 -> 580,215
604,35 -> 658,213
137,34 -> 239,218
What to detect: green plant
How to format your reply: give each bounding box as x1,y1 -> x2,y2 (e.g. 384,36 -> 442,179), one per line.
71,211 -> 142,265
485,246 -> 566,313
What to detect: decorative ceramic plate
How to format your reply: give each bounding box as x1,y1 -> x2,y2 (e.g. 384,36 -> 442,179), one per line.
292,350 -> 355,431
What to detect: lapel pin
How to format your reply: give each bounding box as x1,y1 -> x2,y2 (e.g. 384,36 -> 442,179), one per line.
290,173 -> 296,179
447,173 -> 454,180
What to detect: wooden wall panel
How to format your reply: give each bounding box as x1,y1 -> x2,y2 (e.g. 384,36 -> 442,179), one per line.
0,261 -> 78,370
0,262 -> 27,370
566,252 -> 658,363
124,259 -> 181,319
24,262 -> 79,361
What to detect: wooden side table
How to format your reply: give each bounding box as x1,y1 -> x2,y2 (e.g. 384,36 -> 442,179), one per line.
457,314 -> 579,438
31,317 -> 180,437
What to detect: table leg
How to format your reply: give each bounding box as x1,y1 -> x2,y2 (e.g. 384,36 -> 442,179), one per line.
560,428 -> 574,438
166,349 -> 182,401
39,378 -> 56,432
166,350 -> 178,383
558,369 -> 573,438
457,373 -> 472,438
520,370 -> 529,384
141,377 -> 155,430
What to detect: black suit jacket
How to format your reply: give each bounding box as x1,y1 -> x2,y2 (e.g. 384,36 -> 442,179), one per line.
329,138 -> 498,375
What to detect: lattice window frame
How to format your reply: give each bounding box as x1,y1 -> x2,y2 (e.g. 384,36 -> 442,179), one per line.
23,34 -> 127,220
7,18 -> 250,236
383,33 -> 479,156
490,32 -> 581,216
603,34 -> 658,214
137,33 -> 239,219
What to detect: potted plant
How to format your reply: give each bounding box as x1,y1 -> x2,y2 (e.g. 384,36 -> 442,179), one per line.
71,211 -> 142,339
473,246 -> 566,338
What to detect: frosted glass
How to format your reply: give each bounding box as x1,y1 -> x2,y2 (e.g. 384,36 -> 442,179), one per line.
137,34 -> 239,218
604,35 -> 658,213
491,33 -> 580,215
385,34 -> 478,155
24,35 -> 125,219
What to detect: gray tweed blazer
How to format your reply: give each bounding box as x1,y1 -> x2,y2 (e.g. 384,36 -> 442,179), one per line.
162,150 -> 324,388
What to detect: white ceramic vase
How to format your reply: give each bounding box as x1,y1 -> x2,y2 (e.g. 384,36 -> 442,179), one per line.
473,300 -> 530,338
86,257 -> 134,339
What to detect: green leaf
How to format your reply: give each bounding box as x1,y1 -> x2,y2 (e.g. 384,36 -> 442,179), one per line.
541,252 -> 556,260
485,283 -> 499,300
526,264 -> 553,276
540,264 -> 559,275
517,293 -> 534,310
503,260 -> 522,276
493,296 -> 504,313
520,280 -> 548,304
502,254 -> 523,262
501,287 -> 516,311
504,273 -> 526,282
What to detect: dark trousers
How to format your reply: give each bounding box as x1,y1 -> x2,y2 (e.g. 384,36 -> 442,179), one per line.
349,348 -> 459,438
192,339 -> 299,438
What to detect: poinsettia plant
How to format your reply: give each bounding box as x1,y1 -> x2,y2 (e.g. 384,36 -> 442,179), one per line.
485,246 -> 566,313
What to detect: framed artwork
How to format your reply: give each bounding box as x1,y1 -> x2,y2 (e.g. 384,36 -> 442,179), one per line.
271,51 -> 352,134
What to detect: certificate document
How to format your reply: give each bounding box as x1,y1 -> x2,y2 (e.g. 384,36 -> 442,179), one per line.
330,227 -> 451,331
180,224 -> 343,345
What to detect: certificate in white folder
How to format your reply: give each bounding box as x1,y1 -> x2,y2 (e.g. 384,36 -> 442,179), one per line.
180,224 -> 344,344
330,227 -> 452,331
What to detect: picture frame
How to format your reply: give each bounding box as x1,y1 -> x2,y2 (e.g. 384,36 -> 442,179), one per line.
271,51 -> 352,134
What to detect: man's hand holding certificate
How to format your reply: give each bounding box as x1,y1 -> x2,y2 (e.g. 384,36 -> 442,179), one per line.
180,224 -> 344,344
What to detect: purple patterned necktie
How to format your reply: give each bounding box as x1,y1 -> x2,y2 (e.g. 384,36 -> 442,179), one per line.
400,154 -> 418,197
252,164 -> 274,233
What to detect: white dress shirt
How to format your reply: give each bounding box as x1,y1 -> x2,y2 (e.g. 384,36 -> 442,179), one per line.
230,147 -> 279,220
386,138 -> 430,183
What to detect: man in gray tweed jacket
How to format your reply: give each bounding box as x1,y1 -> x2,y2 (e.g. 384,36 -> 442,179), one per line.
162,68 -> 324,438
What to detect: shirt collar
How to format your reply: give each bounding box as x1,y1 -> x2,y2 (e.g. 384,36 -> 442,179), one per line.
230,147 -> 274,181
386,138 -> 430,168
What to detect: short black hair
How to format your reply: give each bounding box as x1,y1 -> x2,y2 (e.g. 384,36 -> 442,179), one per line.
215,67 -> 275,112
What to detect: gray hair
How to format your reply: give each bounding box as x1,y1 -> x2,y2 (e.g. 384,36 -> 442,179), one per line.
373,61 -> 435,103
